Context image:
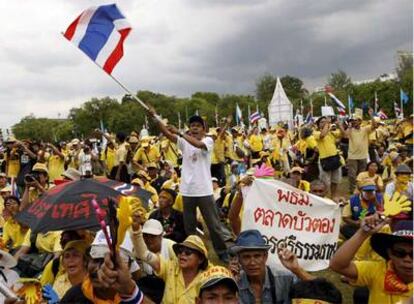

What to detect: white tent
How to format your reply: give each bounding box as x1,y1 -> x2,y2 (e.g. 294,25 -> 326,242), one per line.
268,77 -> 293,127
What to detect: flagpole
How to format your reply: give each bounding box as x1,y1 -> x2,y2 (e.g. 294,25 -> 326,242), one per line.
235,104 -> 239,126
374,91 -> 378,113
400,94 -> 404,119
248,104 -> 251,129
300,99 -> 303,116
61,32 -> 164,125
324,95 -> 327,106
347,95 -> 351,116
310,97 -> 314,117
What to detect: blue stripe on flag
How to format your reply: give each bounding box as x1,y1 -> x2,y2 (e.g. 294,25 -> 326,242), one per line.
78,4 -> 125,60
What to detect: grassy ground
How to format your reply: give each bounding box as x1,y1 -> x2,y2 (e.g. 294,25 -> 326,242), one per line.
203,178 -> 356,303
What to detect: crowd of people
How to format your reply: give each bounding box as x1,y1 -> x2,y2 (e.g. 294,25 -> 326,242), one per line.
0,107 -> 412,303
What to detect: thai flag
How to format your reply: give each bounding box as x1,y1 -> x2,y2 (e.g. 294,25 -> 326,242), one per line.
249,111 -> 261,124
394,102 -> 401,116
336,107 -> 346,116
327,92 -> 347,110
400,89 -> 409,104
64,4 -> 131,75
305,111 -> 313,124
377,110 -> 388,120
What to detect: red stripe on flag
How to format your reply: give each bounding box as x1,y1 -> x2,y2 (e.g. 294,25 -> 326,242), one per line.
103,28 -> 131,74
64,14 -> 82,40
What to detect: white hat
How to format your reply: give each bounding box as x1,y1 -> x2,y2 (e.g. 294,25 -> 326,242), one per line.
142,219 -> 164,236
211,177 -> 219,183
0,249 -> 17,268
90,227 -> 134,260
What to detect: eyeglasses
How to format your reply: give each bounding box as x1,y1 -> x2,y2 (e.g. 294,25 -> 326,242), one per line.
176,247 -> 198,256
390,248 -> 413,259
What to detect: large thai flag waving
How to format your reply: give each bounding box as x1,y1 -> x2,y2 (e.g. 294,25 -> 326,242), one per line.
64,4 -> 131,75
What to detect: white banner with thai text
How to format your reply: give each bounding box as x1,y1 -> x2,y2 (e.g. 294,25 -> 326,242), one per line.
241,178 -> 341,271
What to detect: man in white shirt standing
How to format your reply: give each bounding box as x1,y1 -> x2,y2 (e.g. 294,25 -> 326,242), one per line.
149,110 -> 229,262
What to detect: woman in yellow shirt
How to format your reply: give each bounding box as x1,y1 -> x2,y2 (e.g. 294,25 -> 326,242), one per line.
356,161 -> 384,192
2,196 -> 29,251
53,240 -> 89,299
131,210 -> 211,304
248,127 -> 263,159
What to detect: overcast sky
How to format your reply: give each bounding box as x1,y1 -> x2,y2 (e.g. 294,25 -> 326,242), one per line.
0,0 -> 412,129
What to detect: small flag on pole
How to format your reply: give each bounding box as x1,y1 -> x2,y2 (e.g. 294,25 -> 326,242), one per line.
348,95 -> 354,115
249,111 -> 261,124
400,89 -> 409,104
327,92 -> 347,110
305,111 -> 313,124
394,102 -> 401,117
376,109 -> 388,120
236,103 -> 243,125
64,4 -> 132,75
374,91 -> 379,113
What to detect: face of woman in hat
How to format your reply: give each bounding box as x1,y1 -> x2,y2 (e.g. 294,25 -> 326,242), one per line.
387,242 -> 413,279
176,245 -> 205,271
62,247 -> 87,278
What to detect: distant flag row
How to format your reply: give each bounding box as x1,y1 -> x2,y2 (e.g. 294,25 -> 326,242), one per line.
325,86 -> 410,118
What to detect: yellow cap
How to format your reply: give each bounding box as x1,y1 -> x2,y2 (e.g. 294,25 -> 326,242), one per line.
173,235 -> 208,258
63,240 -> 89,254
32,162 -> 49,174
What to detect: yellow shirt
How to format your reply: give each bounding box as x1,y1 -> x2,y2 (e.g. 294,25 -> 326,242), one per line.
161,140 -> 179,167
270,137 -> 290,162
6,149 -> 20,178
41,257 -> 65,286
348,126 -> 372,160
48,155 -> 65,181
155,256 -> 208,304
53,272 -> 72,299
298,180 -> 310,192
353,261 -> 413,304
313,130 -> 340,159
2,218 -> 29,249
101,147 -> 116,173
133,146 -> 160,166
211,137 -> 226,164
173,194 -> 184,212
249,134 -> 263,152
356,172 -> 384,190
144,183 -> 159,206
0,196 -> 4,228
22,231 -> 62,253
114,142 -> 128,167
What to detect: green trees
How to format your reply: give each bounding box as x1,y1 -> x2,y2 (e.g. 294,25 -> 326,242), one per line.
13,115 -> 74,142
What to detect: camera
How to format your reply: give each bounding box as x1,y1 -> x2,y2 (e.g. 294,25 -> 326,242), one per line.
24,173 -> 39,183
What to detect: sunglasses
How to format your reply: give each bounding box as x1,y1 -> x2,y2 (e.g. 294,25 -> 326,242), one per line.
390,248 -> 413,259
176,247 -> 198,256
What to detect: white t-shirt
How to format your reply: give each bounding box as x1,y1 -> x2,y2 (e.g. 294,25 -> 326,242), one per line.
177,136 -> 214,197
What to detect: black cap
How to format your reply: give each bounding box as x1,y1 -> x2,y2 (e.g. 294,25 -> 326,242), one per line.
188,115 -> 205,128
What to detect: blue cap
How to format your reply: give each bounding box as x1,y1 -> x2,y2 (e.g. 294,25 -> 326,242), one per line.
361,185 -> 376,191
229,229 -> 271,254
